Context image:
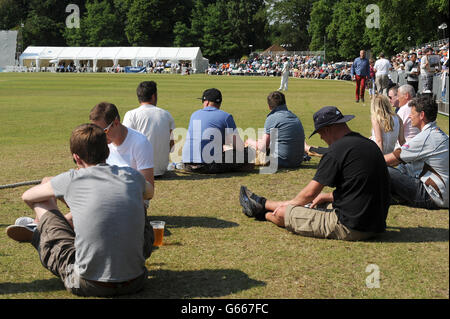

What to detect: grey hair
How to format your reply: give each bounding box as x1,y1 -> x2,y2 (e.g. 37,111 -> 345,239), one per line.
398,84 -> 416,98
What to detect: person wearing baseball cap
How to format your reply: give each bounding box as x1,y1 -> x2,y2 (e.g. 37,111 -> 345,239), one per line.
182,88 -> 253,173
240,106 -> 390,241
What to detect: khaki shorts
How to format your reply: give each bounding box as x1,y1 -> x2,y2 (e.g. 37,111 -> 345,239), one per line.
375,74 -> 389,93
283,204 -> 375,241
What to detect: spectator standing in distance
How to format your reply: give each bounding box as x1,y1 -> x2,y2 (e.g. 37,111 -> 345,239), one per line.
6,124 -> 154,297
278,57 -> 290,91
245,91 -> 305,169
239,106 -> 390,241
351,50 -> 370,103
405,52 -> 420,93
396,84 -> 420,143
368,58 -> 376,99
420,47 -> 437,92
374,52 -> 392,95
384,95 -> 448,209
123,81 -> 175,177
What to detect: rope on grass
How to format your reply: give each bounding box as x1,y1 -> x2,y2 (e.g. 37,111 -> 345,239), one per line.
0,180 -> 41,190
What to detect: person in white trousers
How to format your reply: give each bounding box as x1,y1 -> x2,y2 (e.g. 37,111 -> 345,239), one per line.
278,57 -> 290,91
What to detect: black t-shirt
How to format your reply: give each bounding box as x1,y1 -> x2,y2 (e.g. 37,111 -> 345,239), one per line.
313,132 -> 390,233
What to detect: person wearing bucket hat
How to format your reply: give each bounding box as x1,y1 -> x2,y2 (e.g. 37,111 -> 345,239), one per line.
239,106 -> 390,241
308,106 -> 355,138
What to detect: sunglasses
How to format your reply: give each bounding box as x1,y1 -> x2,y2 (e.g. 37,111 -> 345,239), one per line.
103,119 -> 115,133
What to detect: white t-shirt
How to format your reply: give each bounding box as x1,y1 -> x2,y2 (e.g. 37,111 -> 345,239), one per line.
374,58 -> 392,75
123,104 -> 175,176
107,127 -> 154,171
396,102 -> 420,142
420,56 -> 434,76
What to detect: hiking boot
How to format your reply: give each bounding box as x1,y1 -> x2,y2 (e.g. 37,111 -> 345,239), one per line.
239,186 -> 267,221
6,224 -> 36,243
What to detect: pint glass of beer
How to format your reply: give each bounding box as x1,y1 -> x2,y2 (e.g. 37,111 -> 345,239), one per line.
150,221 -> 165,247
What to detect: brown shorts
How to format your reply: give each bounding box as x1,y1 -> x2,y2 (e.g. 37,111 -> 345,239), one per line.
283,204 -> 375,241
31,209 -> 147,297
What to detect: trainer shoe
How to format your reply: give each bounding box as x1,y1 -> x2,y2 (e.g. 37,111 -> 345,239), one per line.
6,224 -> 36,243
239,186 -> 267,221
15,216 -> 36,227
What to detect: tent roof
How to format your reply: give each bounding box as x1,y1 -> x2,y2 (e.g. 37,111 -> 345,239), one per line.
20,46 -> 204,61
97,47 -> 122,60
58,47 -> 84,59
76,47 -> 101,60
134,47 -> 160,59
39,47 -> 64,59
262,44 -> 287,53
115,47 -> 142,59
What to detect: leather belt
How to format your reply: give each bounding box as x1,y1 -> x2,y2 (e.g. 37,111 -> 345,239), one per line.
425,177 -> 443,200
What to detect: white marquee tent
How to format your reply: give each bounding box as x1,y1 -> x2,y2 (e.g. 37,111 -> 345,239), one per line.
19,46 -> 209,73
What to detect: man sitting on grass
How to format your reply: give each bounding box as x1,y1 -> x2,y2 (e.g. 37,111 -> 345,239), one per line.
384,94 -> 449,209
245,91 -> 305,169
182,88 -> 254,173
6,124 -> 154,297
239,106 -> 390,241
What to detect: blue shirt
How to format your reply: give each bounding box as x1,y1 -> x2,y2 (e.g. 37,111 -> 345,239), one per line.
264,105 -> 305,168
182,106 -> 237,163
351,57 -> 370,77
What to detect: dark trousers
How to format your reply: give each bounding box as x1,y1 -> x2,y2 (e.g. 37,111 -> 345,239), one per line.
407,80 -> 419,94
388,167 -> 441,210
184,148 -> 254,174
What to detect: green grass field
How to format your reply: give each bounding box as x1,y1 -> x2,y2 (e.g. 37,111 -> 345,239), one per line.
0,73 -> 448,299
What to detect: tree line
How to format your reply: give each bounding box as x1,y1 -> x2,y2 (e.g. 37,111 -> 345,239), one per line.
0,0 -> 448,62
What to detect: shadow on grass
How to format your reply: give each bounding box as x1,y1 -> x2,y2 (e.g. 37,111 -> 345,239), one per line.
156,163 -> 318,180
0,278 -> 65,295
156,170 -> 258,181
0,269 -> 266,298
135,268 -> 266,298
149,216 -> 239,230
375,226 -> 449,243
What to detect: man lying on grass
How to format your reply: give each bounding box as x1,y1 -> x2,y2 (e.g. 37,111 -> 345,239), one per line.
240,106 -> 390,241
6,124 -> 154,297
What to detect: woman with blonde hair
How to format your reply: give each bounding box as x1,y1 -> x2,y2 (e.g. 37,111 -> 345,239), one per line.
370,94 -> 405,154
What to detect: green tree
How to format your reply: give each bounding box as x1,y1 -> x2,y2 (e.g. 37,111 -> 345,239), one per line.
267,0 -> 316,51
80,0 -> 125,46
173,0 -> 207,47
308,0 -> 338,54
325,0 -> 368,61
0,0 -> 29,30
125,0 -> 193,46
365,0 -> 450,57
174,0 -> 268,61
